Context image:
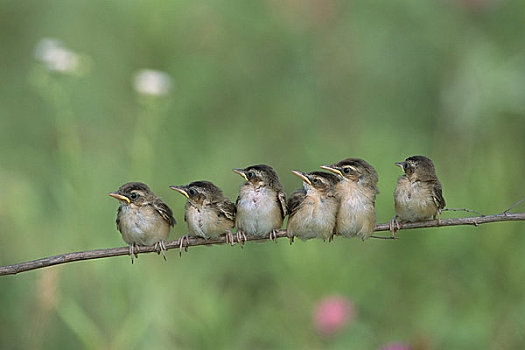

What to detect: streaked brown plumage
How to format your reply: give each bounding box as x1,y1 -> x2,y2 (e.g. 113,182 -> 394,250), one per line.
320,158 -> 379,240
109,182 -> 175,263
233,164 -> 287,242
287,171 -> 339,241
170,181 -> 236,244
391,155 -> 446,236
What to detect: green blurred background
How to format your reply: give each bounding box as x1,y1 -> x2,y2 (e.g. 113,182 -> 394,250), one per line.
1,0 -> 525,348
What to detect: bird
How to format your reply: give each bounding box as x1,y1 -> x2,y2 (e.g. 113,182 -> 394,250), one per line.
287,171 -> 339,242
233,164 -> 287,244
391,155 -> 446,237
170,181 -> 236,250
109,182 -> 175,263
320,158 -> 379,241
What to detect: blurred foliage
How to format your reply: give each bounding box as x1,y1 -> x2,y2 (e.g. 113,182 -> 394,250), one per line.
1,0 -> 525,349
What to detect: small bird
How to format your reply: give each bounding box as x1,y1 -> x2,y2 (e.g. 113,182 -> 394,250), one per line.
287,171 -> 339,241
170,181 -> 236,247
320,158 -> 379,240
233,164 -> 287,243
391,155 -> 446,237
109,182 -> 175,263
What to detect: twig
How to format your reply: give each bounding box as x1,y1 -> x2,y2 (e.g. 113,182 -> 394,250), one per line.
504,198 -> 525,214
1,212 -> 524,276
441,208 -> 485,217
370,235 -> 395,240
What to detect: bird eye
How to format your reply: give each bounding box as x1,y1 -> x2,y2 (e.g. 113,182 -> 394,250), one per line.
312,178 -> 319,184
130,192 -> 138,199
247,172 -> 255,179
343,167 -> 351,174
189,188 -> 196,196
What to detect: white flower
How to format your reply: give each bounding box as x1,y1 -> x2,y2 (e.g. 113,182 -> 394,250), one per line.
133,69 -> 172,96
34,38 -> 80,74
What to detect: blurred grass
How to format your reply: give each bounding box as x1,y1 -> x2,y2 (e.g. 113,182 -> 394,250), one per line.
1,0 -> 525,349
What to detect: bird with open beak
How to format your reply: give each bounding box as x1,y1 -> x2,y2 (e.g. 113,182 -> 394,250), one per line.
391,155 -> 446,237
287,171 -> 339,241
233,164 -> 287,244
109,182 -> 175,263
170,181 -> 236,250
320,158 -> 379,241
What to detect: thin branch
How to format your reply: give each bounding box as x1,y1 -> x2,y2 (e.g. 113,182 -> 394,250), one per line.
370,235 -> 395,240
504,198 -> 525,214
441,208 -> 485,217
1,212 -> 524,276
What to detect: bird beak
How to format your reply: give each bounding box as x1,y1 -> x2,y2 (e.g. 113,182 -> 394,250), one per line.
232,169 -> 248,181
395,162 -> 405,170
292,170 -> 312,185
170,186 -> 189,199
320,165 -> 343,177
108,193 -> 130,204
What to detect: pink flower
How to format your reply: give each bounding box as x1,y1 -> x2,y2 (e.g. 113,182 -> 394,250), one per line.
378,343 -> 412,350
314,295 -> 356,336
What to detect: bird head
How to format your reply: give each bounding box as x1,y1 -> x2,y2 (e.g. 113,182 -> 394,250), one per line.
170,181 -> 223,205
321,158 -> 378,187
109,182 -> 152,206
395,155 -> 437,180
233,164 -> 281,189
292,170 -> 338,196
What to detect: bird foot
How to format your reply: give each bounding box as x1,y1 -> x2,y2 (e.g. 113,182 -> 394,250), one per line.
129,244 -> 134,264
435,210 -> 442,225
288,234 -> 294,245
329,232 -> 336,242
236,231 -> 247,246
389,215 -> 400,239
225,231 -> 235,246
178,235 -> 189,257
237,232 -> 242,246
269,229 -> 279,243
154,240 -> 167,261
129,243 -> 139,264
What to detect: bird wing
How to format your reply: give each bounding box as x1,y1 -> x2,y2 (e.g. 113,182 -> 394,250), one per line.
216,199 -> 236,221
152,200 -> 176,226
287,189 -> 306,218
432,181 -> 446,210
277,190 -> 288,219
184,202 -> 190,222
116,206 -> 122,231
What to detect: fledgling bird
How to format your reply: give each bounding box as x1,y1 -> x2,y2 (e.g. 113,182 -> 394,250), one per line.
391,155 -> 446,237
287,171 -> 339,241
233,164 -> 287,243
320,158 -> 379,240
170,181 -> 236,247
109,182 -> 175,263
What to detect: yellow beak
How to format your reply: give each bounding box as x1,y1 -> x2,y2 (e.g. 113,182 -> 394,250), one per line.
320,165 -> 343,177
292,170 -> 312,185
232,169 -> 248,181
170,186 -> 189,199
108,193 -> 130,204
395,162 -> 405,170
